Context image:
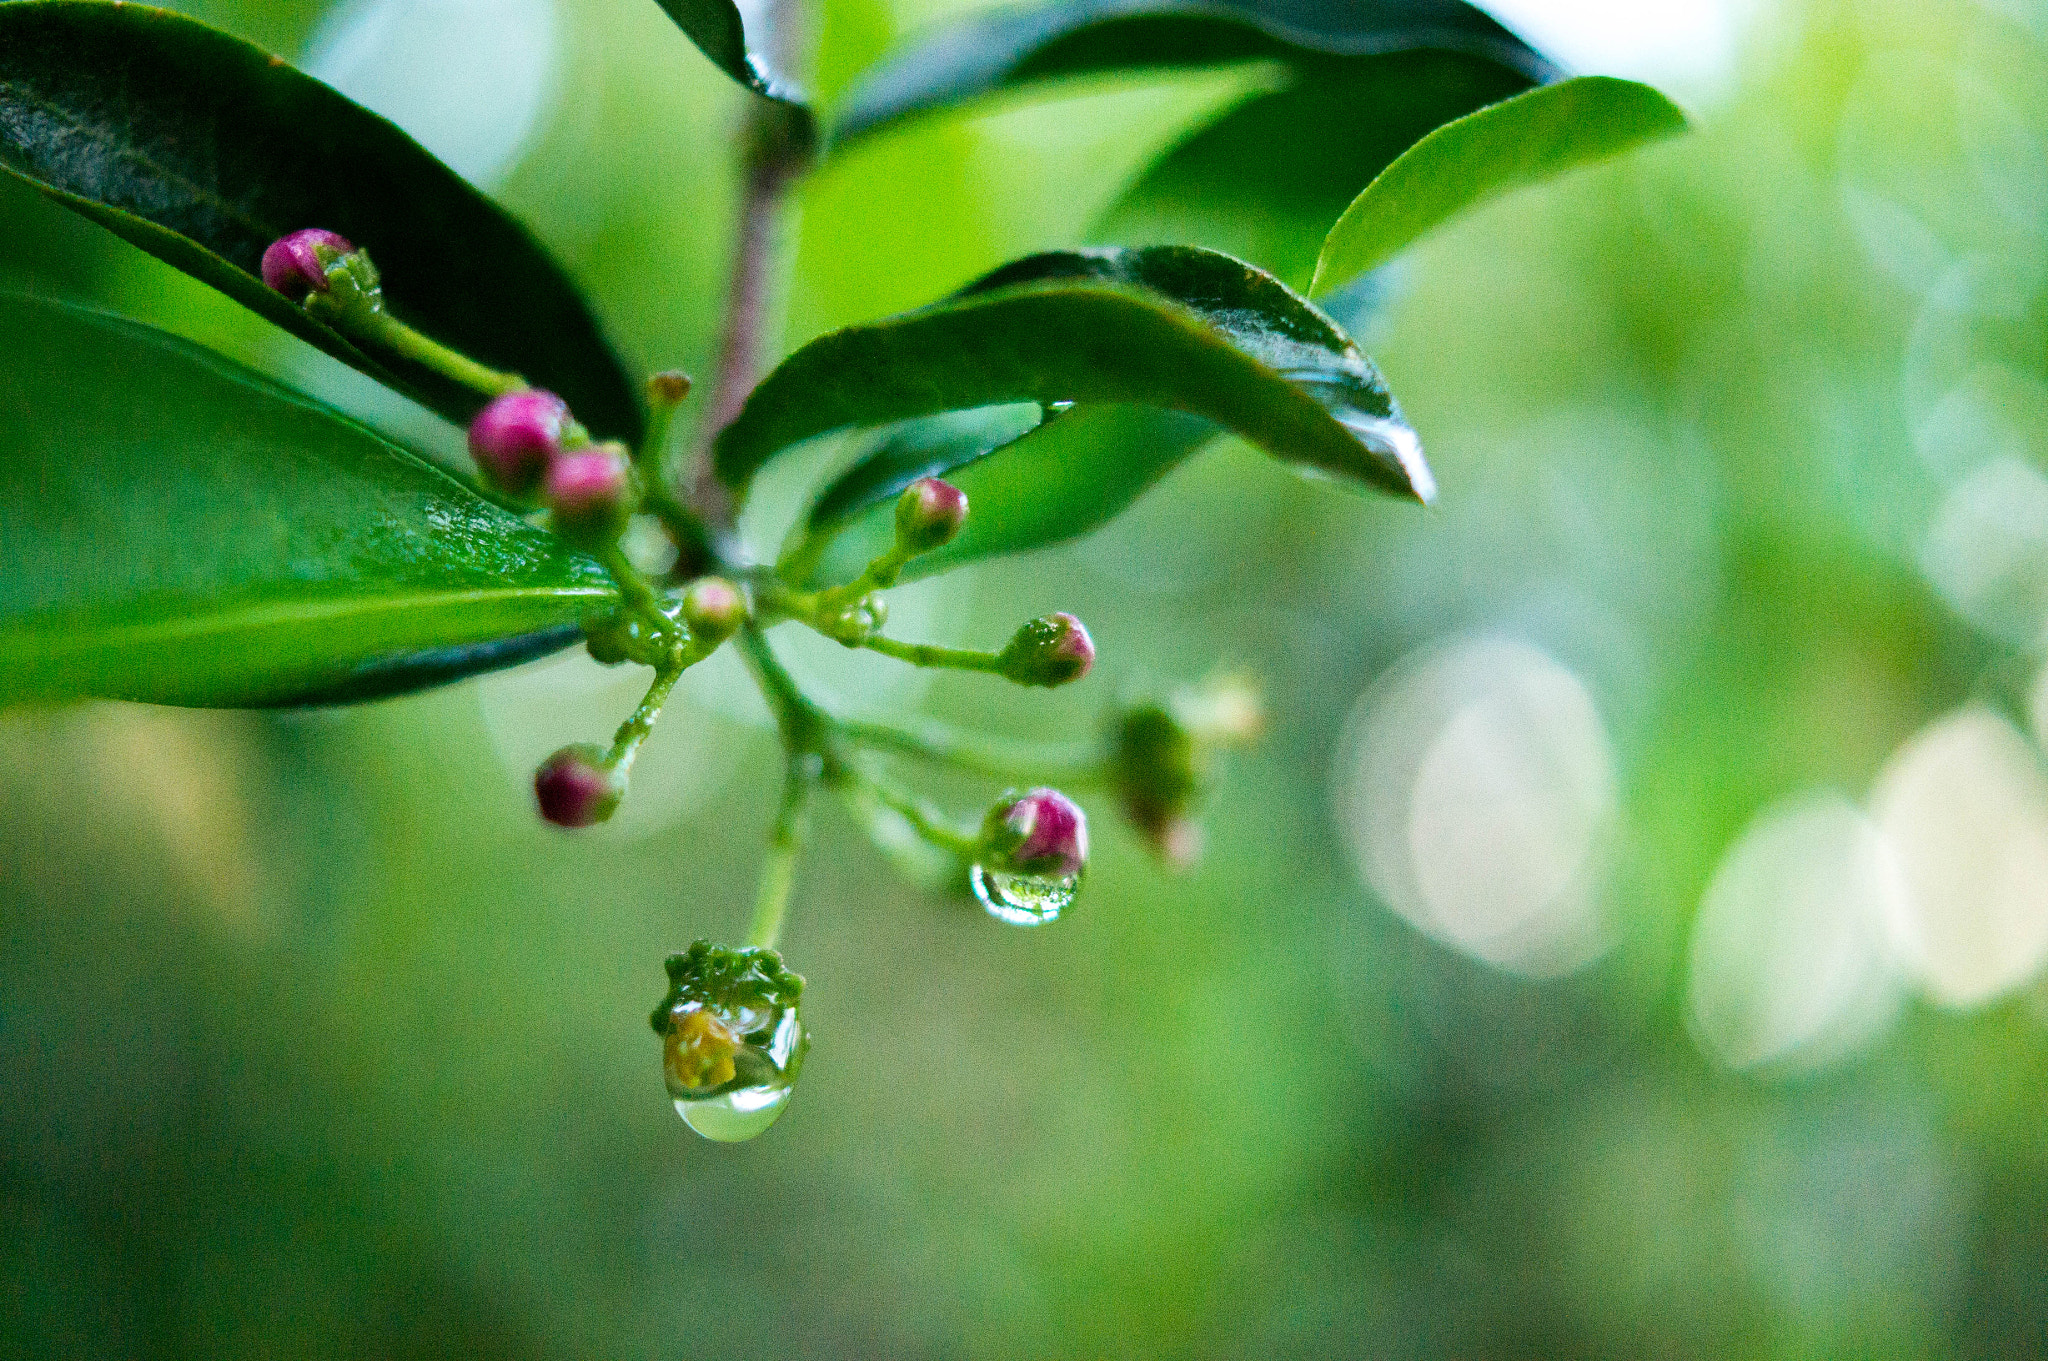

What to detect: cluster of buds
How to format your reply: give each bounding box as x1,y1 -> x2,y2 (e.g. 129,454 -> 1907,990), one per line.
468,389 -> 637,550
1108,673 -> 1265,866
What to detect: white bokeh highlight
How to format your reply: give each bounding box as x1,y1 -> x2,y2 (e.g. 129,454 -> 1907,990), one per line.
1872,707 -> 2048,1008
1336,636 -> 1617,977
305,0 -> 561,188
1688,793 -> 1908,1071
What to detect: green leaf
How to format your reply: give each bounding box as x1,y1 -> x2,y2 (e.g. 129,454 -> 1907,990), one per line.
649,0 -> 814,127
0,293 -> 615,708
831,0 -> 1553,144
830,0 -> 1556,282
1093,50 -> 1540,284
0,2 -> 643,444
791,404 -> 1214,586
718,245 -> 1431,507
800,403 -> 1045,542
1310,76 -> 1690,296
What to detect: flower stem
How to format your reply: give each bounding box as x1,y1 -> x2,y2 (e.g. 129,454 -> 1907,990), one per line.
846,763 -> 980,858
608,659 -> 685,774
860,634 -> 1006,675
355,311 -> 526,398
839,716 -> 1108,786
749,755 -> 816,949
682,100 -> 807,534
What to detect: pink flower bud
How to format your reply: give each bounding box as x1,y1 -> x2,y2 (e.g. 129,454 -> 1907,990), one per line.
534,744 -> 624,827
992,787 -> 1088,879
681,576 -> 746,646
997,612 -> 1094,687
468,390 -> 570,497
545,445 -> 633,546
894,477 -> 969,554
260,228 -> 354,301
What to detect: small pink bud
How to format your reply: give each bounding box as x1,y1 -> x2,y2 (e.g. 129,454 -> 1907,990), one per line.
534,744 -> 624,827
468,390 -> 570,497
260,228 -> 353,301
681,576 -> 746,646
894,477 -> 968,554
545,444 -> 634,546
997,612 -> 1094,687
992,787 -> 1088,879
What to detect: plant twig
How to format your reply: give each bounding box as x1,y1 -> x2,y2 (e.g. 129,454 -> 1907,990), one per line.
682,101 -> 808,536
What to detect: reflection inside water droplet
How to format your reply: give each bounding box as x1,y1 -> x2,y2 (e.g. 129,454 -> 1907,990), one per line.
678,1083 -> 794,1142
665,1005 -> 806,1143
970,863 -> 1078,925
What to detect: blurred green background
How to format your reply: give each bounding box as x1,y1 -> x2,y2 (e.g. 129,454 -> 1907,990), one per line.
7,0 -> 2048,1355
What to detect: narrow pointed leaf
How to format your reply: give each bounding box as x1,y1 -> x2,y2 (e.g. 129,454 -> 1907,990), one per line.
718,245 -> 1430,506
649,0 -> 814,127
832,0 -> 1554,144
1311,76 -> 1690,296
792,404 -> 1214,586
0,294 -> 614,708
832,0 -> 1556,282
0,2 -> 643,443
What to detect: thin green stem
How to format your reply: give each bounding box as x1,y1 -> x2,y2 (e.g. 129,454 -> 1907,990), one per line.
846,762 -> 980,858
839,717 -> 1109,786
608,660 -> 685,774
748,756 -> 815,949
737,623 -> 830,755
597,545 -> 669,622
861,634 -> 1005,675
356,311 -> 525,398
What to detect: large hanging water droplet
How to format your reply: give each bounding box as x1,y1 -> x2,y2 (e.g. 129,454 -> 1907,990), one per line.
678,1083 -> 794,1142
970,863 -> 1078,925
664,1004 -> 807,1143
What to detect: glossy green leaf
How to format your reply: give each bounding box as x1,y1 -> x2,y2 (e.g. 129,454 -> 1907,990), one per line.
0,2 -> 643,443
1311,76 -> 1690,296
831,0 -> 1553,144
791,404 -> 1214,586
0,294 -> 614,708
719,245 -> 1430,506
649,0 -> 813,126
831,0 -> 1555,282
1094,50 -> 1538,284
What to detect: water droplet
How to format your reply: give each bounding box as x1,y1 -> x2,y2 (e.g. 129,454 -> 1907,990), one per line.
970,863 -> 1078,926
677,1083 -> 794,1142
666,1005 -> 807,1143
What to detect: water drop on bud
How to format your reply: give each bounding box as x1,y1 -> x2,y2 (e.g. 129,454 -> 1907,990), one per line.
546,444 -> 634,548
681,576 -> 746,647
260,228 -> 353,301
533,744 -> 624,827
468,390 -> 570,498
972,787 -> 1087,925
997,612 -> 1094,687
652,942 -> 808,1142
893,477 -> 968,554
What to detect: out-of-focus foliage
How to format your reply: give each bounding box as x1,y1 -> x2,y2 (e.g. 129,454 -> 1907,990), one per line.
5,0 -> 2048,1357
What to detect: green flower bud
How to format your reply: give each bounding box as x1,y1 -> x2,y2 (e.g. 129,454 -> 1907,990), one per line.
681,576 -> 746,647
996,612 -> 1094,687
893,477 -> 968,554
